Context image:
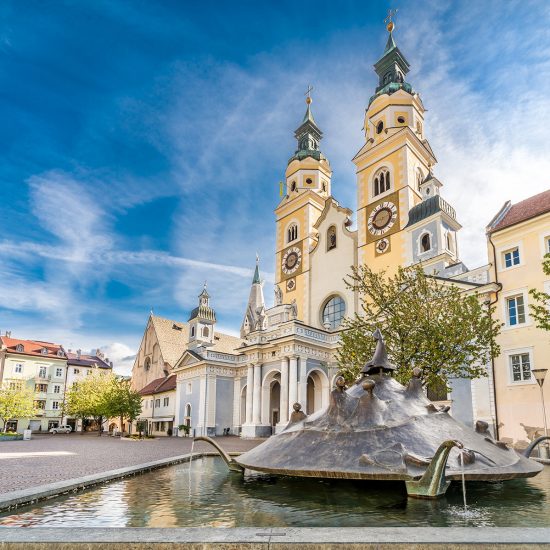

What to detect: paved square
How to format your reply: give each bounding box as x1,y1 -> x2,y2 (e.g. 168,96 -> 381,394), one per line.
0,434 -> 262,495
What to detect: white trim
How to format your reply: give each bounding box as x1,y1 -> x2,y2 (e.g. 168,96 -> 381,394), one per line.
539,231 -> 550,258
284,218 -> 300,245
369,164 -> 395,202
496,240 -> 524,272
501,287 -> 531,330
417,229 -> 434,256
504,346 -> 536,386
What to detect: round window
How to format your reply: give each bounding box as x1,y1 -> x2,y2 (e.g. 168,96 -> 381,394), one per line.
376,121 -> 384,134
321,296 -> 346,330
397,116 -> 405,124
306,178 -> 313,184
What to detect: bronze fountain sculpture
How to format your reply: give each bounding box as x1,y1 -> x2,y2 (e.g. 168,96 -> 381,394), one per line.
196,330 -> 542,498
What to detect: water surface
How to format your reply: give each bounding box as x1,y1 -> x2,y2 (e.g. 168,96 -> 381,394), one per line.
1,457 -> 549,527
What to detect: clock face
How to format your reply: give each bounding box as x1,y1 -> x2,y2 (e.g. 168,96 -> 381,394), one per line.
282,247 -> 302,275
376,238 -> 390,254
367,201 -> 398,236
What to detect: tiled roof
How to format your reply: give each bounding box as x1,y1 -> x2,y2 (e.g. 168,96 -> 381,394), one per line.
66,352 -> 112,369
139,374 -> 177,396
0,336 -> 65,359
490,190 -> 550,232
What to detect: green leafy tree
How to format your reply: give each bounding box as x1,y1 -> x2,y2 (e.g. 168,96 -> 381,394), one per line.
529,254 -> 550,332
337,264 -> 502,389
64,373 -> 113,436
106,377 -> 142,435
0,383 -> 36,432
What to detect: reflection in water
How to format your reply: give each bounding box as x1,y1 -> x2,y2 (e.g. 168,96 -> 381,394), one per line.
1,457 -> 549,528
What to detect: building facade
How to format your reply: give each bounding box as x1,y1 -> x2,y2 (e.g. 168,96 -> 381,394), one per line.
0,335 -> 68,433
487,190 -> 550,447
130,23 -> 501,438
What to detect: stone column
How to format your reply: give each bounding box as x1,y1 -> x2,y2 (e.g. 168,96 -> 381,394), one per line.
252,363 -> 262,424
288,356 -> 298,417
299,356 -> 308,413
279,356 -> 289,424
245,365 -> 253,424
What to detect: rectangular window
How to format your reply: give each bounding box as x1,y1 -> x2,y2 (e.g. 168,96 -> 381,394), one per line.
9,381 -> 22,390
73,368 -> 79,374
39,367 -> 47,378
155,399 -> 160,408
186,383 -> 192,395
34,400 -> 46,409
150,399 -> 154,408
35,383 -> 48,393
14,364 -> 23,374
52,401 -> 59,410
504,247 -> 520,268
53,385 -> 61,394
56,368 -> 63,377
510,353 -> 531,382
546,237 -> 550,254
507,295 -> 526,326
163,397 -> 169,407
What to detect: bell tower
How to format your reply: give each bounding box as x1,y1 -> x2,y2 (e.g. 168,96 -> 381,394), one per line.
353,16 -> 437,273
274,89 -> 332,323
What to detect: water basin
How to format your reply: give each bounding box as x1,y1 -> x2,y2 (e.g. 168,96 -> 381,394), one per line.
1,457 -> 549,528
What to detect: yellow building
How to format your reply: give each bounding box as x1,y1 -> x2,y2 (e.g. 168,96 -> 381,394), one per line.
487,190 -> 550,448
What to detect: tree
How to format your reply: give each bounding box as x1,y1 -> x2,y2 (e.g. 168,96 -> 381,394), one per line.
105,377 -> 142,435
0,383 -> 36,432
64,373 -> 113,436
337,264 -> 502,389
529,254 -> 550,332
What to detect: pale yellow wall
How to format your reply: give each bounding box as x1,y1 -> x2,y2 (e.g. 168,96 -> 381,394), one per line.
309,204 -> 358,329
489,213 -> 550,447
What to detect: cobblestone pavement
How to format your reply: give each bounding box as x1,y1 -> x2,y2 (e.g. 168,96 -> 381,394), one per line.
0,434 -> 263,495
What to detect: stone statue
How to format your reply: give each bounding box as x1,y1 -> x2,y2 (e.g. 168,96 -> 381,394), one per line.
274,285 -> 283,306
290,299 -> 298,319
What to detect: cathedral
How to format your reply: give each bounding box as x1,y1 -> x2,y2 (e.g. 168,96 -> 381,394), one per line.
131,22 -> 496,438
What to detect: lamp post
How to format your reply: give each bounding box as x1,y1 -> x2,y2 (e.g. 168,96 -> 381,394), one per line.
532,368 -> 549,459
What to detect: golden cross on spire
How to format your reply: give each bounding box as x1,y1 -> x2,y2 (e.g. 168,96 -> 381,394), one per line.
384,8 -> 398,32
305,84 -> 313,105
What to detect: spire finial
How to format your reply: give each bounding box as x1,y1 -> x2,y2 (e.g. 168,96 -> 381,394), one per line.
305,84 -> 313,105
384,8 -> 398,33
256,252 -> 260,265
203,280 -> 207,291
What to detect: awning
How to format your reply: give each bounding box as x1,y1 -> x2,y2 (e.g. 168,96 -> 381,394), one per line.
150,416 -> 175,422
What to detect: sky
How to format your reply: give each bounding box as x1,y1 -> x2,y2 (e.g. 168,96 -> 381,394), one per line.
0,0 -> 549,375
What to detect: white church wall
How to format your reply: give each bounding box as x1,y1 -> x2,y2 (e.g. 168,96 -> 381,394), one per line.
309,206 -> 357,329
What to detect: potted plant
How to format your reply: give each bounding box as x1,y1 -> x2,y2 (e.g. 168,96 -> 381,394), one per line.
178,424 -> 190,437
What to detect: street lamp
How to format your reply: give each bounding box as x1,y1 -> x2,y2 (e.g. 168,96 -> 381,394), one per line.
532,368 -> 549,459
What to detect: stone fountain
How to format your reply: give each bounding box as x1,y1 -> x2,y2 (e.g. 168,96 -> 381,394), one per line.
199,330 -> 543,498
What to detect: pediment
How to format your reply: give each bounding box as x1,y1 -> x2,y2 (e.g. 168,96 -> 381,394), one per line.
175,350 -> 204,369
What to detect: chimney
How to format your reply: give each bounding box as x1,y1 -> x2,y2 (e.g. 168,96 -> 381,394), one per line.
109,361 -> 113,369
77,349 -> 81,359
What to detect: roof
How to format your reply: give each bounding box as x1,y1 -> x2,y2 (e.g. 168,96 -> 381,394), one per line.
0,336 -> 65,359
150,315 -> 189,367
66,352 -> 112,369
139,374 -> 177,396
405,195 -> 456,228
150,314 -> 244,363
489,190 -> 550,233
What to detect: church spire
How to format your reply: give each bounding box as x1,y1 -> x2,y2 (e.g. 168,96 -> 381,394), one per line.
240,256 -> 266,338
289,85 -> 324,163
369,11 -> 413,106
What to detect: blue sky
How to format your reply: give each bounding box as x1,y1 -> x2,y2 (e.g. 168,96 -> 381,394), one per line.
1,1 -> 549,373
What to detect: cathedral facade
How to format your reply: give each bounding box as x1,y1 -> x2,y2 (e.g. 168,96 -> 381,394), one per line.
131,24 -> 498,438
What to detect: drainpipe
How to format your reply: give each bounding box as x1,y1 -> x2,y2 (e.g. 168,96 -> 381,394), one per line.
488,231 -> 503,440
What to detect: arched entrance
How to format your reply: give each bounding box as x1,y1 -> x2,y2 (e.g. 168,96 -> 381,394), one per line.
306,369 -> 330,415
184,403 -> 192,427
261,370 -> 281,431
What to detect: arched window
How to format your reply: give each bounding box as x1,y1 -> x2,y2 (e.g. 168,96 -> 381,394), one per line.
327,225 -> 337,251
373,169 -> 391,197
144,357 -> 151,371
191,326 -> 195,338
16,344 -> 24,352
376,121 -> 384,134
421,233 -> 431,253
321,295 -> 346,330
185,403 -> 191,417
287,223 -> 298,243
446,232 -> 454,253
202,326 -> 209,338
416,169 -> 424,192
290,181 -> 296,192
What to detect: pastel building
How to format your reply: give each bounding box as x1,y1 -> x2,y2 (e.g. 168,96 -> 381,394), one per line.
486,190 -> 550,447
0,335 -> 67,432
131,23 -> 498,437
